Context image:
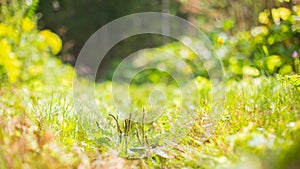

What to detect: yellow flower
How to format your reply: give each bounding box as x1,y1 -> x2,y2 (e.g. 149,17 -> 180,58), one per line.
217,36 -> 225,44
272,8 -> 280,24
0,23 -> 8,36
278,7 -> 291,20
0,40 -> 21,82
258,10 -> 270,25
272,7 -> 291,24
39,29 -> 62,55
217,33 -> 227,44
0,39 -> 11,58
21,17 -> 35,32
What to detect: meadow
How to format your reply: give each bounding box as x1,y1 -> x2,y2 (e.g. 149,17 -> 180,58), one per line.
1,1 -> 300,169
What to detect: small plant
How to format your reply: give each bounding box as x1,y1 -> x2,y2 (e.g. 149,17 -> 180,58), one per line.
103,109 -> 153,158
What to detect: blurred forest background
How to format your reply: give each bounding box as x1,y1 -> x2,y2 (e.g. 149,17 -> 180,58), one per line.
37,0 -> 300,81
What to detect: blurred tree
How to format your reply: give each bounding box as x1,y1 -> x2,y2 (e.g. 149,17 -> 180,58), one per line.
37,0 -> 180,80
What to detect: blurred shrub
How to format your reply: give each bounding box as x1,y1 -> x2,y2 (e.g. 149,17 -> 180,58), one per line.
124,1 -> 300,83
0,0 -> 73,88
217,1 -> 300,78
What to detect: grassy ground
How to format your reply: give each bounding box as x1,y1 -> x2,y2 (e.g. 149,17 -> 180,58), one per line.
0,74 -> 300,169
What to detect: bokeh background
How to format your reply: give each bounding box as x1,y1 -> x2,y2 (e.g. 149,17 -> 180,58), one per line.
37,0 -> 300,81
1,1 -> 300,168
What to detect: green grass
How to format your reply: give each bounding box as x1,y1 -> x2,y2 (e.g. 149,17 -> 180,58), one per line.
0,75 -> 300,169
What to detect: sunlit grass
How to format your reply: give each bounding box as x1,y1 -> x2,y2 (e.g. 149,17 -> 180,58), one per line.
0,75 -> 299,168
